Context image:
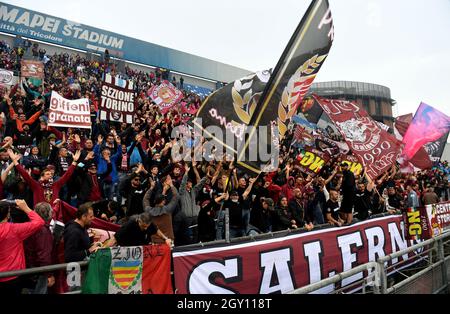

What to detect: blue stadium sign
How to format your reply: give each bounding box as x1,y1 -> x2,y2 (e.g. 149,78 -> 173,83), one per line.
0,2 -> 250,82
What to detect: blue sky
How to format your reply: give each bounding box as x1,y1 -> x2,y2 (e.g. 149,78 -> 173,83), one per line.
4,0 -> 450,119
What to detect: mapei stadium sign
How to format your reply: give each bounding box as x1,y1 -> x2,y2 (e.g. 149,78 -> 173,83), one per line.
0,3 -> 250,83
0,3 -> 124,55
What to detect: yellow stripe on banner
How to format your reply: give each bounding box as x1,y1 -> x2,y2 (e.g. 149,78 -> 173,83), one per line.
237,0 -> 322,164
112,267 -> 140,272
113,274 -> 138,279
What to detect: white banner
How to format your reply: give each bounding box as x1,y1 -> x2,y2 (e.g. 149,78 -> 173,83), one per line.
0,68 -> 18,86
48,91 -> 91,129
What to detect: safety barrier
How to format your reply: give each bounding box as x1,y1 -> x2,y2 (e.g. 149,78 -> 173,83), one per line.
289,231 -> 450,294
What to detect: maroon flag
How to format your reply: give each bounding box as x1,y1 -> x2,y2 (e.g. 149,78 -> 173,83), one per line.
148,80 -> 183,114
294,125 -> 305,142
313,94 -> 403,180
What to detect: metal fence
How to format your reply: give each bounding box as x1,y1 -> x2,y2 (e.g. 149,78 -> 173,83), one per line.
289,231 -> 450,294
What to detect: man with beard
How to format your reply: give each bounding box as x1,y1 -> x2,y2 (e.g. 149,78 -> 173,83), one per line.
64,202 -> 102,266
354,172 -> 375,221
8,149 -> 81,206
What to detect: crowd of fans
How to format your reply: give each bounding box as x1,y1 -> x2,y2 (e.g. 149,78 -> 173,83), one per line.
0,39 -> 449,294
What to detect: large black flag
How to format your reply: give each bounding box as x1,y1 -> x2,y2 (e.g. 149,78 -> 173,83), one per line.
424,132 -> 449,162
191,70 -> 271,160
192,0 -> 333,173
236,0 -> 334,174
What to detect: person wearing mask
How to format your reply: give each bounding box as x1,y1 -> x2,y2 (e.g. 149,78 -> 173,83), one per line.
0,199 -> 44,295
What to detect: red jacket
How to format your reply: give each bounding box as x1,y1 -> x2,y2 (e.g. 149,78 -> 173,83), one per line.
0,211 -> 44,282
16,164 -> 76,206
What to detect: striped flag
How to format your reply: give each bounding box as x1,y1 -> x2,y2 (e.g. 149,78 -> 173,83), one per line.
82,245 -> 173,294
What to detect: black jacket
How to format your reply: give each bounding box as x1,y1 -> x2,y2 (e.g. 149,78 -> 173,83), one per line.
63,220 -> 91,263
75,162 -> 112,204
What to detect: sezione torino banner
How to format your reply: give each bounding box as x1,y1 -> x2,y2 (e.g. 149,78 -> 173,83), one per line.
313,94 -> 403,180
173,215 -> 424,294
48,91 -> 91,129
99,73 -> 135,123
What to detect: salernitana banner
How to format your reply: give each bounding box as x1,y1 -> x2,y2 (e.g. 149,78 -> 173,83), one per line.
99,74 -> 135,124
48,91 -> 91,129
173,215 -> 423,294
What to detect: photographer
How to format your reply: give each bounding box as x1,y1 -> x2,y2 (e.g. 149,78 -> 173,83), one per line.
0,199 -> 45,295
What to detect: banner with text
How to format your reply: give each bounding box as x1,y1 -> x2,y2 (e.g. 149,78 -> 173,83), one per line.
48,91 -> 91,129
99,74 -> 135,124
295,147 -> 330,176
425,202 -> 450,237
404,201 -> 450,240
173,215 -> 423,294
313,94 -> 403,180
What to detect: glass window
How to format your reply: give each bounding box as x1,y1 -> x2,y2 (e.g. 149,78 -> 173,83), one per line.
375,100 -> 382,115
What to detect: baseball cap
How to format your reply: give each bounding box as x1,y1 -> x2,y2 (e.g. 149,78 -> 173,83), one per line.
230,190 -> 239,197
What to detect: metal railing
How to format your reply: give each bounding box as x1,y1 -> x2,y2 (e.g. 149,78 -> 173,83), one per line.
0,261 -> 89,280
289,231 -> 450,294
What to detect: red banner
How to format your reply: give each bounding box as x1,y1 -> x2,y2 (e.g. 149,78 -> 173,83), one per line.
313,94 -> 403,180
53,200 -> 120,232
173,215 -> 423,294
20,60 -> 44,78
148,80 -> 183,114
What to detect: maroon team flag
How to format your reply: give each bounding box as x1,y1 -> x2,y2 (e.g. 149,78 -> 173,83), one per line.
313,94 -> 403,180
